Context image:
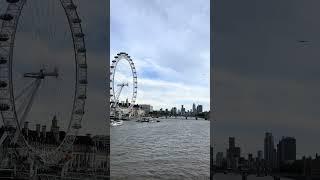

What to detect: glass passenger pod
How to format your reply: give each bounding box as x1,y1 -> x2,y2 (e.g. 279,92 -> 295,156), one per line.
77,48 -> 86,53
72,18 -> 81,24
0,14 -> 13,21
7,0 -> 20,3
79,64 -> 87,69
66,4 -> 77,10
0,57 -> 7,64
78,95 -> 86,100
79,79 -> 87,85
74,109 -> 84,115
0,34 -> 9,41
0,81 -> 7,88
75,33 -> 85,38
0,104 -> 10,111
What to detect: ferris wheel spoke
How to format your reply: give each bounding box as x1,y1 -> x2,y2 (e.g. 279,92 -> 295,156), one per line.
12,79 -> 41,144
14,79 -> 37,102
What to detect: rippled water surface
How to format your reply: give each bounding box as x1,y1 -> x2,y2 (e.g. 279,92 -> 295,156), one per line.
111,118 -> 209,180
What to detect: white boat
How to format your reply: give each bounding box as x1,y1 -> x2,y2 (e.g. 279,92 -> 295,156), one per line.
111,120 -> 123,126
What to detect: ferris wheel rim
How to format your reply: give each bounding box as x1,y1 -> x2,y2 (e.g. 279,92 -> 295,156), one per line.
0,0 -> 88,165
110,52 -> 138,110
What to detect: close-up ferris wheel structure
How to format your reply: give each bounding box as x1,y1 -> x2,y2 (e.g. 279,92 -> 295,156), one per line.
110,52 -> 138,120
0,0 -> 88,178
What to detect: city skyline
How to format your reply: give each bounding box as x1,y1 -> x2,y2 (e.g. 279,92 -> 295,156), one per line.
110,0 -> 210,111
214,0 -> 320,159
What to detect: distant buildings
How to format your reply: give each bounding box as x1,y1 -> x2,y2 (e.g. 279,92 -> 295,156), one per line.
226,137 -> 241,169
196,105 -> 203,114
139,104 -> 153,114
257,150 -> 263,161
192,103 -> 196,115
2,116 -> 109,175
181,105 -> 185,115
216,152 -> 224,167
264,132 -> 275,169
171,107 -> 177,116
277,137 -> 296,165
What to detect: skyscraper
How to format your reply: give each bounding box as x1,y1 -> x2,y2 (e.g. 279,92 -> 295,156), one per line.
196,105 -> 203,114
193,103 -> 196,114
229,137 -> 235,149
264,132 -> 275,168
257,150 -> 263,161
216,152 -> 224,167
227,137 -> 240,169
181,105 -> 185,115
277,137 -> 296,165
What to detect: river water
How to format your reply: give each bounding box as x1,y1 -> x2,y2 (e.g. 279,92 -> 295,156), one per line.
110,118 -> 210,180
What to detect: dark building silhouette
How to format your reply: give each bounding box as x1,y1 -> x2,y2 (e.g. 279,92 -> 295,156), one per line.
264,132 -> 275,169
277,137 -> 296,166
226,137 -> 241,169
196,105 -> 203,114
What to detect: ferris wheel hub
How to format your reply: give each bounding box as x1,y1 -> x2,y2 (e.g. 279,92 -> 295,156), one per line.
23,68 -> 59,79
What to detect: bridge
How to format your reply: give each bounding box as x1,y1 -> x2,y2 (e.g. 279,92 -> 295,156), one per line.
214,169 -> 320,180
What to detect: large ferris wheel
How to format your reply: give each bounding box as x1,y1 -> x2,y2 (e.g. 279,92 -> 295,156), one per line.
110,52 -> 137,119
0,0 -> 87,168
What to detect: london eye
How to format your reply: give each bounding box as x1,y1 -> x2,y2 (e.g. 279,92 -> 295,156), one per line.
0,0 -> 87,169
110,52 -> 137,120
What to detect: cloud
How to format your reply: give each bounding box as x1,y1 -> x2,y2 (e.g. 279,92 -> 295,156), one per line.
110,0 -> 210,111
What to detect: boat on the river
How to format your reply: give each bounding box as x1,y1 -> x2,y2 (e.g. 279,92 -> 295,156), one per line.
136,117 -> 161,123
111,119 -> 124,126
136,117 -> 150,122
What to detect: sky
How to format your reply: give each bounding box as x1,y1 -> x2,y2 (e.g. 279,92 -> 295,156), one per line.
214,0 -> 320,159
110,0 -> 210,111
0,0 -> 108,135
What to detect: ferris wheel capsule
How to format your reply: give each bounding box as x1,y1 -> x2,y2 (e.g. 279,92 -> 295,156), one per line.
78,95 -> 87,100
0,13 -> 13,21
79,79 -> 88,85
0,104 -> 10,111
66,4 -> 77,10
6,0 -> 19,3
0,81 -> 8,88
72,18 -> 81,23
0,59 -> 7,64
74,109 -> 84,115
78,47 -> 86,53
75,33 -> 85,38
79,64 -> 87,68
0,34 -> 9,41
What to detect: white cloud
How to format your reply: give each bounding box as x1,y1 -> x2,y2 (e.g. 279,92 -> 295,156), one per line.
111,0 -> 210,111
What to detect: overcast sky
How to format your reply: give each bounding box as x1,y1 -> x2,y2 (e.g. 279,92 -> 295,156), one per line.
214,0 -> 320,159
110,0 -> 210,111
0,0 -> 107,135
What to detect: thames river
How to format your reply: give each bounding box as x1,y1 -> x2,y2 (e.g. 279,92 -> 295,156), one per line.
110,118 -> 209,180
